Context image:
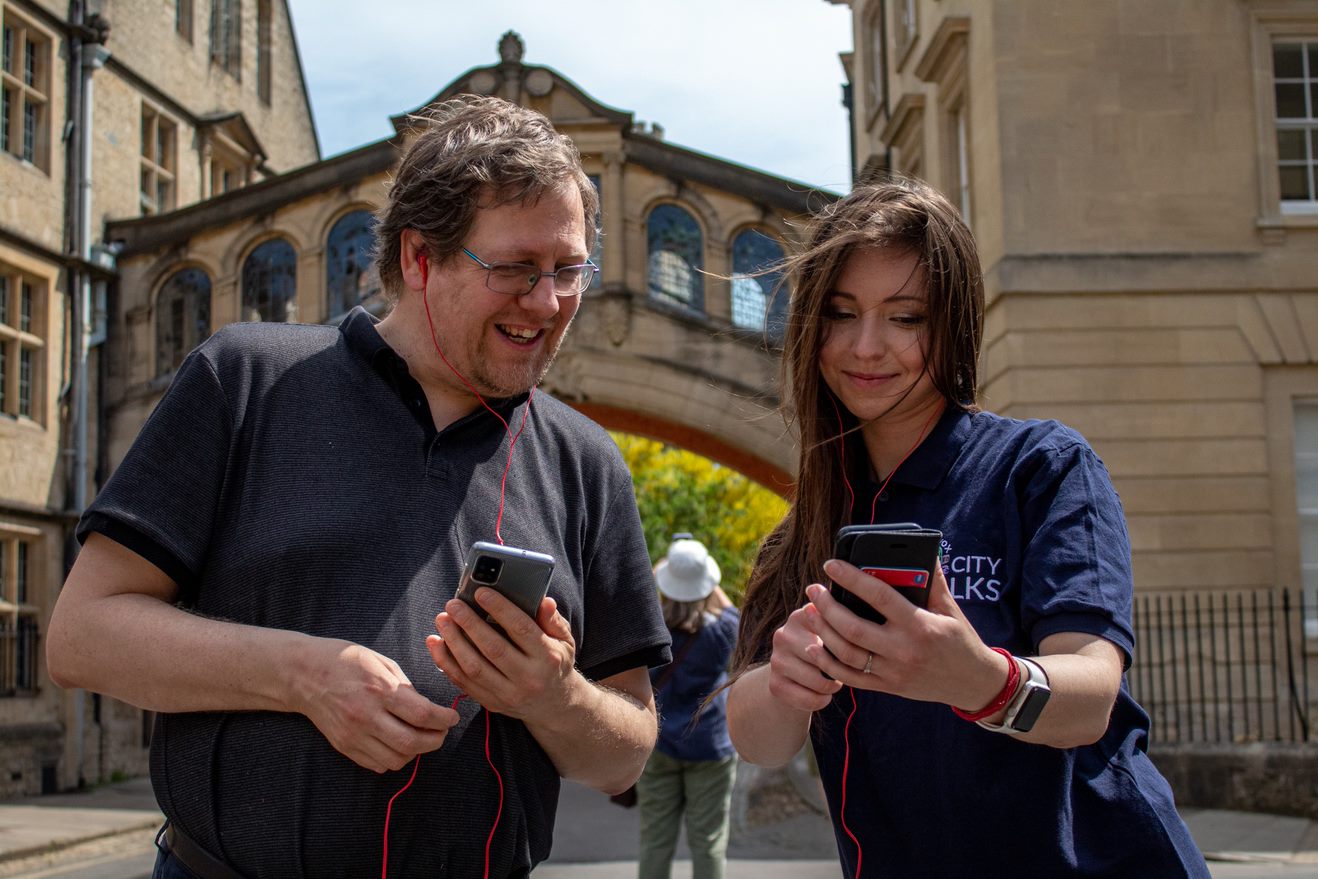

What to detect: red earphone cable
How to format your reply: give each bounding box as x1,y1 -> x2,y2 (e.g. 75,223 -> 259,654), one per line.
420,263 -> 535,546
380,252 -> 531,878
830,400 -> 940,879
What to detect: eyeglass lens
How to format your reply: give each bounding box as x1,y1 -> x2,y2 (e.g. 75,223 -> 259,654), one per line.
485,262 -> 594,296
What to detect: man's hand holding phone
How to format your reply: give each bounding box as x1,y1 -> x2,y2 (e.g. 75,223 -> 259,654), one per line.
426,543 -> 579,723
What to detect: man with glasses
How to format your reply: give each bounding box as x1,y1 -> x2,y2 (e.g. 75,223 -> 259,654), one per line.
48,95 -> 670,878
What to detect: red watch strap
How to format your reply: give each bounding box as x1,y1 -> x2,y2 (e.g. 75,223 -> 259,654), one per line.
951,647 -> 1021,722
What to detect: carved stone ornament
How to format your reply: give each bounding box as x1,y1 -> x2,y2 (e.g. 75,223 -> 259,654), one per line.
498,31 -> 525,64
524,68 -> 553,96
469,70 -> 498,95
601,295 -> 631,347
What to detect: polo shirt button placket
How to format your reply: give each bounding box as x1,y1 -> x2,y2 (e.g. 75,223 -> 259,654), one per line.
426,437 -> 444,477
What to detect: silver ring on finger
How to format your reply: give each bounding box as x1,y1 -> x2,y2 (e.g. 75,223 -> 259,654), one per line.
862,652 -> 874,675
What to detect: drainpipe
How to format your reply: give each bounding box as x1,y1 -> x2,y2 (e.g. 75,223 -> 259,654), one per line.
71,14 -> 110,790
842,81 -> 856,185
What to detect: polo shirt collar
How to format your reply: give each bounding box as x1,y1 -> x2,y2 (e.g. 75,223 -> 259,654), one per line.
338,306 -> 530,422
879,406 -> 975,492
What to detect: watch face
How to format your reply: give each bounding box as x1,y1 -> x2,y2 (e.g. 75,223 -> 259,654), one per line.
1010,684 -> 1050,733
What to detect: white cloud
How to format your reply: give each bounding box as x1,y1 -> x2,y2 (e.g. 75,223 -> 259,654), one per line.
286,0 -> 853,190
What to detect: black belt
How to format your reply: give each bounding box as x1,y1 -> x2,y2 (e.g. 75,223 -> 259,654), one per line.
161,823 -> 247,879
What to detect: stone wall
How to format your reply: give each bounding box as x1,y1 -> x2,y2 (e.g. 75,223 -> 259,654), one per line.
1152,743 -> 1318,820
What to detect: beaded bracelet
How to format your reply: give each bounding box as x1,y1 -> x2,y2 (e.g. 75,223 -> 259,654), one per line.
950,647 -> 1021,722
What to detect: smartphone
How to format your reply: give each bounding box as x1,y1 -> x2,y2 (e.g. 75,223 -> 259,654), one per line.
831,523 -> 942,624
456,541 -> 555,623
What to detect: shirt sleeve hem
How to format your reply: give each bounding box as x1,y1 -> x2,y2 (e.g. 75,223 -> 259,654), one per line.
78,512 -> 194,589
581,642 -> 673,683
1030,612 -> 1134,670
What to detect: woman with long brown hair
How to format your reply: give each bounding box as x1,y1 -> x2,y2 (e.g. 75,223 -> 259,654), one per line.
726,177 -> 1208,878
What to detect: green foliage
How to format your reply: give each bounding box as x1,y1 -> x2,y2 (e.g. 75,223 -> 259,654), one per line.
610,432 -> 788,606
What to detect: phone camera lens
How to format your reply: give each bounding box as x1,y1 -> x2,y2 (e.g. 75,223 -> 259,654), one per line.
473,556 -> 502,585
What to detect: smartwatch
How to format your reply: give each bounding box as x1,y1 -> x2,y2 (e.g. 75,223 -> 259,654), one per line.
976,656 -> 1051,735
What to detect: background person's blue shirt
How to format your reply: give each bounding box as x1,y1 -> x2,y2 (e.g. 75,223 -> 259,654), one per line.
653,607 -> 740,762
810,408 -> 1209,878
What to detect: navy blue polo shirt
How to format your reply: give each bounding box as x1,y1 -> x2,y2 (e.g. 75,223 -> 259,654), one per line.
809,408 -> 1209,878
78,308 -> 670,878
652,606 -> 739,762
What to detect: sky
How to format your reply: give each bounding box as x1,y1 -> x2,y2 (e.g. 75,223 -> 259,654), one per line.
284,0 -> 855,192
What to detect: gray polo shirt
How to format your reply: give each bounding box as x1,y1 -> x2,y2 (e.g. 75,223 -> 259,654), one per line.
79,307 -> 669,877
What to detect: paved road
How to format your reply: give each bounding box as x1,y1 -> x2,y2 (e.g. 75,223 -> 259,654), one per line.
2,771 -> 1317,878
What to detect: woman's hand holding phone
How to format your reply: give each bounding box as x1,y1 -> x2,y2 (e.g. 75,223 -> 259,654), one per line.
799,559 -> 1010,712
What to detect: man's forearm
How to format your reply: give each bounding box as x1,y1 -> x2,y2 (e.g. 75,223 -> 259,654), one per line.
49,589 -> 322,714
524,670 -> 656,793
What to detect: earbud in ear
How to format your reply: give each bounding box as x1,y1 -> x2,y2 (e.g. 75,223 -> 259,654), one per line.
417,252 -> 428,284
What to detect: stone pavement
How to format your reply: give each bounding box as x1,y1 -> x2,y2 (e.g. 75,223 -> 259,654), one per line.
0,771 -> 1316,876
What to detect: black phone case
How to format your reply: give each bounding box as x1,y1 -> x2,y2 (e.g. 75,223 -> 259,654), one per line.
831,524 -> 942,624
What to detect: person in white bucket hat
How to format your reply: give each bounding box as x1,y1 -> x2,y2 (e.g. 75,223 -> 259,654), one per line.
654,537 -> 722,603
636,534 -> 740,879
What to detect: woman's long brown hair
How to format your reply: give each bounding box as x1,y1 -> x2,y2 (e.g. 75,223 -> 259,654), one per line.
729,176 -> 985,679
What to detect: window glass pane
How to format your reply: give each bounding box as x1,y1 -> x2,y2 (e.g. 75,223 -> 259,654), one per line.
243,239 -> 298,323
19,282 -> 30,333
648,251 -> 693,305
15,543 -> 26,604
1275,43 -> 1305,79
18,347 -> 31,416
1280,164 -> 1312,201
1295,404 -> 1318,589
1310,43 -> 1318,79
1279,128 -> 1308,161
587,176 -> 603,289
0,344 -> 7,411
17,615 -> 36,691
156,267 -> 212,376
2,26 -> 12,73
157,179 -> 170,212
870,21 -> 884,101
0,276 -> 8,325
22,99 -> 36,162
732,230 -> 788,338
730,277 -> 767,330
1,86 -> 10,152
140,167 -> 154,212
1277,83 -> 1307,119
325,211 -> 379,319
646,204 -> 703,310
1298,454 -> 1318,509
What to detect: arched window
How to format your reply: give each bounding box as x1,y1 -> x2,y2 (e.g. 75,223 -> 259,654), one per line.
155,267 -> 211,377
731,229 -> 788,339
242,238 -> 297,322
647,204 -> 703,310
326,211 -> 380,320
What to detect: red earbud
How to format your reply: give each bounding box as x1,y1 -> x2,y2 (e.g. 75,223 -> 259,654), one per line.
417,252 -> 428,286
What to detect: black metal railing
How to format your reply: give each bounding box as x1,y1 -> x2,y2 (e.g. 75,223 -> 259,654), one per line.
1130,589 -> 1316,745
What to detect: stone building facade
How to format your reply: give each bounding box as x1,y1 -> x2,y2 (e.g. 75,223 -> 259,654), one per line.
3,18 -> 822,793
103,34 -> 819,499
829,0 -> 1318,598
0,0 -> 316,794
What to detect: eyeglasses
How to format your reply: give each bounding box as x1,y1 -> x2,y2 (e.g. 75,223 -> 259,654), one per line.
462,248 -> 598,297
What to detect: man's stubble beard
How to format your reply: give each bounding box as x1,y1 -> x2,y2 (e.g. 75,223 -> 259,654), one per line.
472,311 -> 576,400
